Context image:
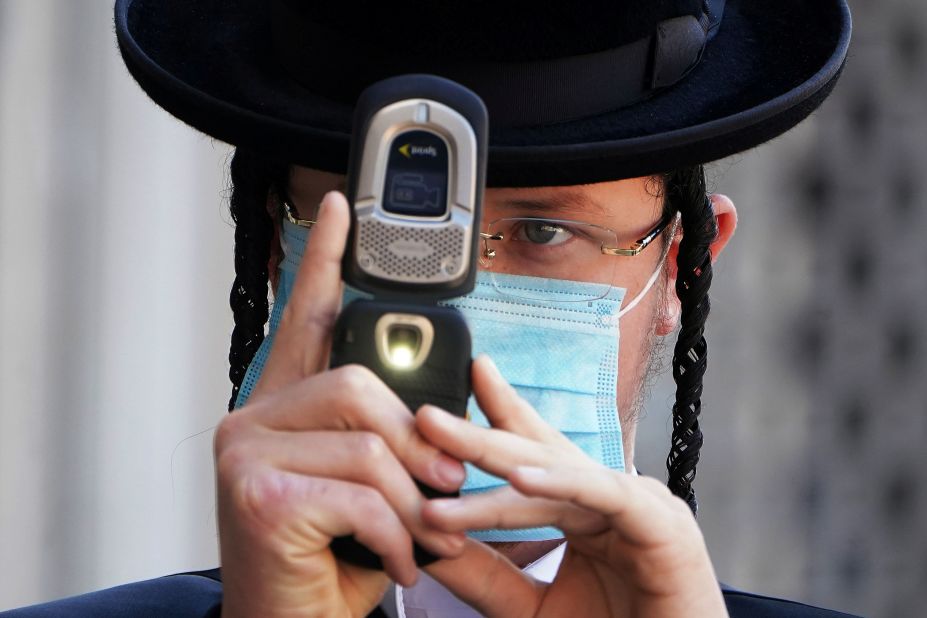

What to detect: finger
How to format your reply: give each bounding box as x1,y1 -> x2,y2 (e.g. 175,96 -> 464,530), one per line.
509,465 -> 684,546
253,191 -> 350,395
236,429 -> 466,558
422,485 -> 607,536
425,538 -> 543,618
228,366 -> 466,493
416,404 -> 568,480
471,355 -> 563,442
220,466 -> 418,586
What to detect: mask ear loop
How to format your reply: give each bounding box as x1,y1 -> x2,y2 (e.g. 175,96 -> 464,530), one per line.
615,212 -> 681,320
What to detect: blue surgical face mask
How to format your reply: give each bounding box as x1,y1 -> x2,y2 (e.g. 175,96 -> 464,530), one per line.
237,218 -> 670,542
440,275 -> 626,541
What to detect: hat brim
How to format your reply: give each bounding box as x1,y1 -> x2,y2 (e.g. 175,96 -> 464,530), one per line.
116,0 -> 851,187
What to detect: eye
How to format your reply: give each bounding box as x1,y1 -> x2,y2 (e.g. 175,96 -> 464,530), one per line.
514,220 -> 575,246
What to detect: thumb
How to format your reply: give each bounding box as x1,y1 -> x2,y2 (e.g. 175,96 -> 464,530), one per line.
252,191 -> 350,398
424,539 -> 542,618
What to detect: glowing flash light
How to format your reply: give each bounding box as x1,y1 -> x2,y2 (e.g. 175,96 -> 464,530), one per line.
383,323 -> 423,370
387,343 -> 416,369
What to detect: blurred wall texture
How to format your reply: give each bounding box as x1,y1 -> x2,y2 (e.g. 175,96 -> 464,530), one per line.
1,1 -> 924,617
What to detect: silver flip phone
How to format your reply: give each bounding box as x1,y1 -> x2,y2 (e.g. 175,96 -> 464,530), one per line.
343,74 -> 488,300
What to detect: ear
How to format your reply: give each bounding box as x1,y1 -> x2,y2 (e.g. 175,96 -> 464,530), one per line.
655,194 -> 738,336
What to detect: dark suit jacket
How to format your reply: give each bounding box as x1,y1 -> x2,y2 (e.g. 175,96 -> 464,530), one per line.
0,568 -> 863,617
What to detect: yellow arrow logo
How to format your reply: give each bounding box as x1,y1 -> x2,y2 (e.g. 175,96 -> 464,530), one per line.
399,143 -> 411,158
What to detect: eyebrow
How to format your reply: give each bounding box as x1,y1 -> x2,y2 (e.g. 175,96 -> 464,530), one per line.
496,190 -> 609,217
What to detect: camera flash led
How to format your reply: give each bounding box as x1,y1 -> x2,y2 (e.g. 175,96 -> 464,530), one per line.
387,344 -> 416,369
375,313 -> 434,372
385,324 -> 421,369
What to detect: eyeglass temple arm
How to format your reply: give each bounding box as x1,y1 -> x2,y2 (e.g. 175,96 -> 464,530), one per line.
601,211 -> 678,257
479,231 -> 503,259
282,200 -> 317,228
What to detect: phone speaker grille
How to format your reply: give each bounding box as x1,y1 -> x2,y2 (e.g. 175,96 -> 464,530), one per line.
357,219 -> 466,282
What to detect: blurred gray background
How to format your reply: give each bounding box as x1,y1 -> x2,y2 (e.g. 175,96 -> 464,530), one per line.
0,1 -> 923,616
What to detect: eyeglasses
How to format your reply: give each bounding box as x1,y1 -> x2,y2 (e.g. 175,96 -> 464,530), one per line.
282,195 -> 678,303
478,211 -> 678,302
282,199 -> 316,228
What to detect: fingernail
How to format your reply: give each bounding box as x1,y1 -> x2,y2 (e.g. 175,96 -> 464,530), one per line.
446,532 -> 466,550
481,355 -> 507,385
402,569 -> 419,588
317,193 -> 332,217
434,455 -> 466,487
479,354 -> 499,375
515,466 -> 547,480
422,404 -> 455,427
435,533 -> 466,558
429,498 -> 463,512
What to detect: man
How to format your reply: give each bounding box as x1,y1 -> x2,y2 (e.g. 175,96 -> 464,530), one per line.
1,0 -> 856,616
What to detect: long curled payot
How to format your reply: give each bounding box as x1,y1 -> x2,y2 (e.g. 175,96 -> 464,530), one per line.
227,149 -> 280,411
663,167 -> 717,515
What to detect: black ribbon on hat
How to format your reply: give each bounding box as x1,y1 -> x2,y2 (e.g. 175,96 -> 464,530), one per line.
271,0 -> 725,127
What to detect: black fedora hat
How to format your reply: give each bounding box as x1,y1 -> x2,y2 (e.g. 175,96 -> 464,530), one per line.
115,0 -> 851,187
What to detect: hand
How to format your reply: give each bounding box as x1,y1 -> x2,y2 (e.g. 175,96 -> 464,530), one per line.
416,355 -> 729,618
214,191 -> 466,618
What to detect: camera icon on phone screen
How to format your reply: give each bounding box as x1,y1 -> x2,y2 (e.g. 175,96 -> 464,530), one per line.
389,173 -> 441,214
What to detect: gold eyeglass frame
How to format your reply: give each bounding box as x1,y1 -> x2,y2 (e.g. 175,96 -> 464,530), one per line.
282,199 -> 317,228
280,193 -> 678,262
479,210 -> 679,261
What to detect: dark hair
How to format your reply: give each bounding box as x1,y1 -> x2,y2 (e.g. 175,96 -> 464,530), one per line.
661,166 -> 717,515
226,149 -> 288,411
225,149 -> 716,514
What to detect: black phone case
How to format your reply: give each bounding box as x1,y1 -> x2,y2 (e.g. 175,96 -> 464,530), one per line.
343,74 -> 489,301
329,299 -> 471,569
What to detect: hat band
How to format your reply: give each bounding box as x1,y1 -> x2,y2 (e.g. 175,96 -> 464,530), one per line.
271,0 -> 726,128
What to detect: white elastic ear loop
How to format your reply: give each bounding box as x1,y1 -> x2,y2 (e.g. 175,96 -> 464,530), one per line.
615,212 -> 681,320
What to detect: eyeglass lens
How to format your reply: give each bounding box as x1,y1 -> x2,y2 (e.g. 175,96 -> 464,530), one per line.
482,218 -> 618,302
